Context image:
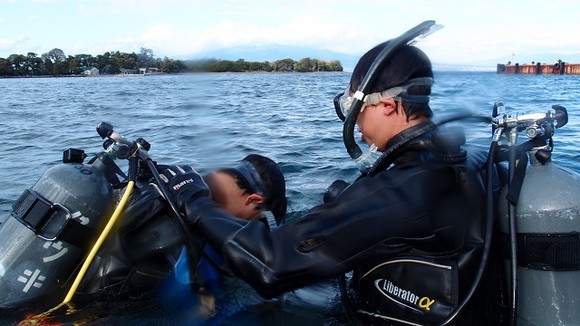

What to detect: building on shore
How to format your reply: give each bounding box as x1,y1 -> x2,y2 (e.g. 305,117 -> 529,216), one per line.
497,60 -> 580,75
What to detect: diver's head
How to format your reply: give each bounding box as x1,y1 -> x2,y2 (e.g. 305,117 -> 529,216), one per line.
241,154 -> 287,226
206,154 -> 287,228
333,20 -> 440,172
349,42 -> 433,122
335,44 -> 434,152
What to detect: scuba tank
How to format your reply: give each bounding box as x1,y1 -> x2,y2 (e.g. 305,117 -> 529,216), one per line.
493,102 -> 580,325
0,148 -> 120,309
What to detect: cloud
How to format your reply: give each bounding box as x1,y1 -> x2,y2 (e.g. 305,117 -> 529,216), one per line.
3,0 -> 580,64
134,18 -> 376,59
0,37 -> 15,48
0,35 -> 28,55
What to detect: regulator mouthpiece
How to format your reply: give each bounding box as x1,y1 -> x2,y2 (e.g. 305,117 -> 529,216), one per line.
354,144 -> 381,173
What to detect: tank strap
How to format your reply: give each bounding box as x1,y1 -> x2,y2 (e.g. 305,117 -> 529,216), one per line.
500,232 -> 580,270
11,189 -> 96,248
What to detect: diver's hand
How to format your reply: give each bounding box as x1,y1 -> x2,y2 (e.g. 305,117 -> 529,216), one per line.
160,165 -> 210,207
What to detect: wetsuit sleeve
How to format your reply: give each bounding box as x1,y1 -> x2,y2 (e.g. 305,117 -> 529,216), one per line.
182,167 -> 457,299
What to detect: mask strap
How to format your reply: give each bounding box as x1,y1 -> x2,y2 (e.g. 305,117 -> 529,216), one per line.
233,161 -> 266,196
394,77 -> 433,104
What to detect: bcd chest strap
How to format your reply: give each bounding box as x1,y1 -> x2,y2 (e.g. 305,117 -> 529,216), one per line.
11,189 -> 97,248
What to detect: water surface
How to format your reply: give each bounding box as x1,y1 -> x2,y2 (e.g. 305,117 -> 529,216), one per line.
0,71 -> 578,324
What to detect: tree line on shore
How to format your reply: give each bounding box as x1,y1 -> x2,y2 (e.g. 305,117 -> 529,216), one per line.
0,47 -> 343,77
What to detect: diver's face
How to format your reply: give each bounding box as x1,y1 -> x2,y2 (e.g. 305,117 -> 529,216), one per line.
356,98 -> 398,151
207,171 -> 263,221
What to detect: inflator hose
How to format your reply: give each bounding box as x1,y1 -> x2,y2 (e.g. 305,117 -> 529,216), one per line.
61,180 -> 136,304
507,132 -> 519,326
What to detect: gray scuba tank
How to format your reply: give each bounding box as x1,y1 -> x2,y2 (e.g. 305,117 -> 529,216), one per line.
0,152 -> 116,309
498,151 -> 580,325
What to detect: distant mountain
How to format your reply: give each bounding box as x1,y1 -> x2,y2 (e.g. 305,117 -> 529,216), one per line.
432,63 -> 496,72
177,44 -> 361,71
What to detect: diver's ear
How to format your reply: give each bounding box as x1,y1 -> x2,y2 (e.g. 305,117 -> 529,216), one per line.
379,97 -> 398,116
245,193 -> 265,206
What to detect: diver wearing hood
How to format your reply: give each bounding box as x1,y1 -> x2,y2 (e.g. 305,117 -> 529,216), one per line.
77,154 -> 287,297
160,23 -> 501,325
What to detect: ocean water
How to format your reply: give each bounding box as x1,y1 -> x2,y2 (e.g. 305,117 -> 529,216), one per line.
0,71 -> 579,324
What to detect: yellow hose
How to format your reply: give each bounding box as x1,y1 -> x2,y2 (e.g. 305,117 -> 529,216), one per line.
37,180 -> 135,316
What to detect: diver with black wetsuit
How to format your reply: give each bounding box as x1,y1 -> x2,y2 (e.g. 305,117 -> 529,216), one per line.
160,21 -> 503,325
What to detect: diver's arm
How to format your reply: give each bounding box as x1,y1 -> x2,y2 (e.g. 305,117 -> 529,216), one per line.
181,196 -> 250,251
163,164 -> 451,299
182,168 -> 447,298
182,196 -> 353,298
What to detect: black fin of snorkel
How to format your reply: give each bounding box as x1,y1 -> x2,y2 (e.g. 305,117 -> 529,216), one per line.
343,20 -> 441,173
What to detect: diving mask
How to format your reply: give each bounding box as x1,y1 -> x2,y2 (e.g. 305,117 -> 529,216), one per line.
333,77 -> 434,122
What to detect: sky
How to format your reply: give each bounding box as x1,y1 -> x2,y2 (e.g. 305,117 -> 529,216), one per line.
1,0 -> 580,66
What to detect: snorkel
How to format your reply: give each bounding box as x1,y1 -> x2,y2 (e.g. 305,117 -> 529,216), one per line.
340,20 -> 442,173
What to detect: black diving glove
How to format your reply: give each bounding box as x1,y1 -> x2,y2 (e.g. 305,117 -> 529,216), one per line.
160,165 -> 211,208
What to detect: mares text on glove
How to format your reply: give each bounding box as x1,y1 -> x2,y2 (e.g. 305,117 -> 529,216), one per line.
160,165 -> 211,204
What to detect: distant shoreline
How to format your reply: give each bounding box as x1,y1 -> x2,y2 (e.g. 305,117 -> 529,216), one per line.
0,70 -> 349,79
1,48 -> 343,77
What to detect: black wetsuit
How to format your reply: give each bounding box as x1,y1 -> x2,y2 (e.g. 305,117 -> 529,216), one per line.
181,121 -> 502,325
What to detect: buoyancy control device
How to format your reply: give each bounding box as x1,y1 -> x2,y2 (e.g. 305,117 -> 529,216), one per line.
337,101 -> 579,325
0,149 -> 120,309
492,101 -> 580,325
